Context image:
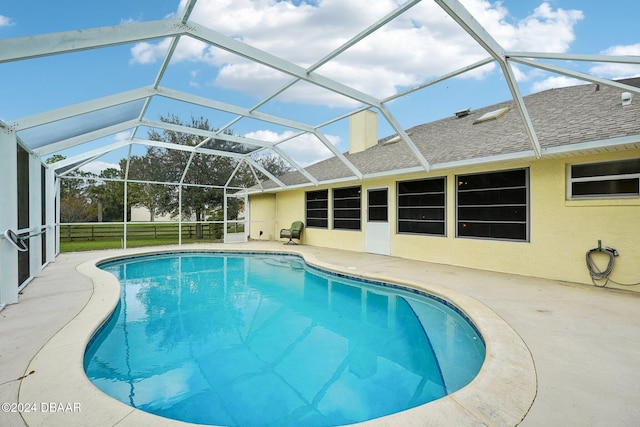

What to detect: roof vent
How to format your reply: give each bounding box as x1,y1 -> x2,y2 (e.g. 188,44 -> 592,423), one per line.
622,92 -> 633,106
383,132 -> 411,145
473,106 -> 509,124
455,108 -> 471,118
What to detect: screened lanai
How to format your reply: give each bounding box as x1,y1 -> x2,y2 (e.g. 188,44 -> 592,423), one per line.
1,0 -> 640,307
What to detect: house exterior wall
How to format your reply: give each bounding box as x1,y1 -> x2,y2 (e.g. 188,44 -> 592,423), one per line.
249,149 -> 640,291
248,193 -> 277,241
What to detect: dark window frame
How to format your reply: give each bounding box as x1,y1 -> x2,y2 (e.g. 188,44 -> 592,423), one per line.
456,168 -> 529,242
568,158 -> 640,199
305,189 -> 329,229
397,177 -> 446,236
333,186 -> 361,230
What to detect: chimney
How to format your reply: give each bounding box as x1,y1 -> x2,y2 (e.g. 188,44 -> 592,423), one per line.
349,110 -> 378,154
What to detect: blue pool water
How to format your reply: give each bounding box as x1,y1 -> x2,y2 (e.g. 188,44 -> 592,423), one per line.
85,252 -> 485,426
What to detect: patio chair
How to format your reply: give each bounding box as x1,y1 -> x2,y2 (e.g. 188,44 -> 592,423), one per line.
280,221 -> 304,245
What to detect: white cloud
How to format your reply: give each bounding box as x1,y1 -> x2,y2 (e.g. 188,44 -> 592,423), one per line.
115,131 -> 133,141
130,0 -> 583,104
80,161 -> 120,175
130,38 -> 172,64
123,1 -> 590,166
245,129 -> 340,167
0,15 -> 14,27
589,43 -> 640,79
477,1 -> 584,52
188,70 -> 201,87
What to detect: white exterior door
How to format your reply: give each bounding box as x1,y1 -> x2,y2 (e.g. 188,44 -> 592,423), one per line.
365,188 -> 390,255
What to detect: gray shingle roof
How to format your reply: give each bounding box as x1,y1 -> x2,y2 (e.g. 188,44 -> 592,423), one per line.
259,78 -> 640,190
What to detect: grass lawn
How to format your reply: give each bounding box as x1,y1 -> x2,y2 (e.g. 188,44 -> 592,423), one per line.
60,236 -> 223,252
58,222 -> 238,252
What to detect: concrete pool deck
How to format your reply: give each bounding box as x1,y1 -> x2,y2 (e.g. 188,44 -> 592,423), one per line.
2,241 -> 640,426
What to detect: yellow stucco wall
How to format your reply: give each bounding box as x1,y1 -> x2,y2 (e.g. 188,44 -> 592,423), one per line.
247,193 -> 276,240
249,149 -> 640,291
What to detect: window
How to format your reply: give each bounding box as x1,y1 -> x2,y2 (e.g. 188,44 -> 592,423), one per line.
367,188 -> 388,222
569,158 -> 640,199
456,168 -> 528,241
305,189 -> 328,228
333,186 -> 361,230
397,177 -> 446,235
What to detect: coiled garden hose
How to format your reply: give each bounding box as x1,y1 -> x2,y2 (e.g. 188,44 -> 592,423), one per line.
585,247 -> 640,288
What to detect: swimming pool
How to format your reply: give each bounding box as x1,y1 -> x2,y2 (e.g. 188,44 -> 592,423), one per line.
84,252 -> 485,426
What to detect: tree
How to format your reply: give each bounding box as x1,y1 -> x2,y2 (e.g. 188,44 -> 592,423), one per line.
142,115 -> 246,238
123,155 -> 171,222
86,168 -> 129,222
45,156 -> 130,223
45,121 -> 295,227
254,154 -> 293,179
46,156 -> 98,222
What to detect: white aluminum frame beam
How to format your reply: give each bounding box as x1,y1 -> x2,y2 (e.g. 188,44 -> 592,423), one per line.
185,22 -> 382,108
4,7 -> 443,180
155,87 -> 316,132
34,119 -> 140,156
141,120 -> 339,186
313,131 -> 362,180
130,138 -> 244,159
434,0 -> 542,158
49,140 -> 133,172
181,20 -> 432,171
8,87 -> 153,131
44,167 -> 57,263
217,0 -> 422,132
0,20 -> 184,63
243,158 -> 286,188
0,128 -> 19,305
509,57 -> 640,96
378,104 -> 431,171
3,0 -> 638,210
507,52 -> 640,65
56,155 -> 103,178
224,162 -> 244,188
28,153 -> 43,277
383,57 -> 495,103
59,173 -> 248,191
140,119 -> 276,150
266,147 -> 318,185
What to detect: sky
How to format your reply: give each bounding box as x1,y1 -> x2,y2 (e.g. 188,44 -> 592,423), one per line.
1,0 -> 639,174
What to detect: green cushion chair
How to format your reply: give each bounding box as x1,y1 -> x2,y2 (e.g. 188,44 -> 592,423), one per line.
280,221 -> 304,245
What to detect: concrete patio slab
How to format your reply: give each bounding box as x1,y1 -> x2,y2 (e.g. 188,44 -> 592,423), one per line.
2,242 -> 639,426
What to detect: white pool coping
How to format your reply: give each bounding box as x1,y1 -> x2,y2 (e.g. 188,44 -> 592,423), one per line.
19,247 -> 536,427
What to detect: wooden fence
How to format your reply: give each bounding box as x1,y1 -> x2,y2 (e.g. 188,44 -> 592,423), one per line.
61,223 -> 229,241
